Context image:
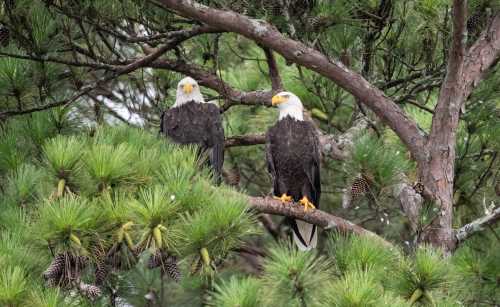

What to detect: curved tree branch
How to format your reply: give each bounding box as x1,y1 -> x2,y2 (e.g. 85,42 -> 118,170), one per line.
157,0 -> 428,163
150,58 -> 273,110
262,47 -> 283,91
247,196 -> 392,246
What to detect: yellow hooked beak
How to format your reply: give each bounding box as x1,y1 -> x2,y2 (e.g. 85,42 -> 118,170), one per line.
183,83 -> 193,94
272,95 -> 288,106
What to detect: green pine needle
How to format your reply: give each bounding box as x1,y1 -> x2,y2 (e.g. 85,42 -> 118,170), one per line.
389,246 -> 451,302
178,187 -> 259,259
4,164 -> 47,207
43,135 -> 84,183
36,195 -> 99,251
0,266 -> 27,307
261,242 -> 332,307
325,269 -> 385,307
346,133 -> 411,189
0,54 -> 32,98
0,128 -> 28,174
328,233 -> 398,276
84,142 -> 146,192
211,276 -> 262,307
132,185 -> 181,251
27,287 -> 66,307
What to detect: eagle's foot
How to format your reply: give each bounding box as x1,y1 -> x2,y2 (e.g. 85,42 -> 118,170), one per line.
299,196 -> 315,212
274,193 -> 293,203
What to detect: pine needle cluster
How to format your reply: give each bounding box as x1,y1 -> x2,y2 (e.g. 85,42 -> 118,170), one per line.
0,112 -> 259,305
212,232 -> 500,306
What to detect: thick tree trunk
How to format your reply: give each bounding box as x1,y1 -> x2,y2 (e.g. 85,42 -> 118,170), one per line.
417,0 -> 467,252
419,92 -> 465,251
418,160 -> 457,252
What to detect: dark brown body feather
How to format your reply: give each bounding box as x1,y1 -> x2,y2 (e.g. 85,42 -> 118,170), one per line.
160,101 -> 225,182
266,116 -> 321,246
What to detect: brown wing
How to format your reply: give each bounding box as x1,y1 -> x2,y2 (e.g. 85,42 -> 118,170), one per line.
266,117 -> 321,206
161,101 -> 225,182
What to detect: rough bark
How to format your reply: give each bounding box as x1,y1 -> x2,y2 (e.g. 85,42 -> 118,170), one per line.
225,133 -> 266,148
419,0 -> 467,252
393,176 -> 423,233
463,14 -> 500,100
247,196 -> 392,247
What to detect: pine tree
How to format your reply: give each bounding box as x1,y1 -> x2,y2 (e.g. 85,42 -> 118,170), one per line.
0,0 -> 499,305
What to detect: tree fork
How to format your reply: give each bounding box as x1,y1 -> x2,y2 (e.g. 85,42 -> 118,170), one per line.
418,0 -> 466,252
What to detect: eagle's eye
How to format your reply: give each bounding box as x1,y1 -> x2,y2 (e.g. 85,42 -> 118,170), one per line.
283,94 -> 290,98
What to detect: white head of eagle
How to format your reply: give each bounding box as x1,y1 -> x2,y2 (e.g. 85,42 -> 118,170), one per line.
174,76 -> 205,107
272,91 -> 304,121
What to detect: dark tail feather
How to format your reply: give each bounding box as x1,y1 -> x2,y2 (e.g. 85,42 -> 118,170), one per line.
210,143 -> 224,185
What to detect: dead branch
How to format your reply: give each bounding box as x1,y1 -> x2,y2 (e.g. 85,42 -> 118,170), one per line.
455,207 -> 500,244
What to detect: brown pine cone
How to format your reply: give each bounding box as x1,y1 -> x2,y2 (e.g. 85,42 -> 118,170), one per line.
43,253 -> 66,281
351,176 -> 370,199
161,255 -> 181,282
79,282 -> 102,300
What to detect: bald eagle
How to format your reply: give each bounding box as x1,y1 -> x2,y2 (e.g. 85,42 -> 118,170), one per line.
266,92 -> 321,251
160,77 -> 225,183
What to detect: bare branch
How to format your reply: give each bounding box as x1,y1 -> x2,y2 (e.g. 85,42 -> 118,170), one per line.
0,98 -> 76,119
0,41 -> 180,119
149,59 -> 273,110
225,133 -> 266,148
118,41 -> 176,74
126,26 -> 222,43
394,176 -> 424,232
0,51 -> 118,70
225,118 -> 367,162
157,0 -> 428,162
455,207 -> 500,244
247,196 -> 392,247
262,47 -> 283,91
463,13 -> 500,99
320,118 -> 369,160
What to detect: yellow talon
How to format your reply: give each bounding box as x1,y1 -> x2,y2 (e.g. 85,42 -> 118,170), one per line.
274,193 -> 293,203
299,196 -> 315,212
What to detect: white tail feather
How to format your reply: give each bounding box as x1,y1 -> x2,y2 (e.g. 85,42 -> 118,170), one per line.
293,220 -> 317,251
